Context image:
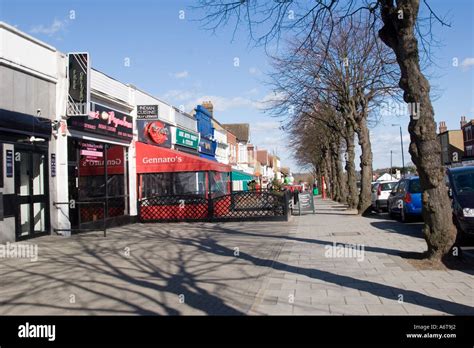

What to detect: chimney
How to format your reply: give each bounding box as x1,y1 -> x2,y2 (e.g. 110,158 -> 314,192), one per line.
202,101 -> 214,117
438,121 -> 447,134
460,116 -> 467,128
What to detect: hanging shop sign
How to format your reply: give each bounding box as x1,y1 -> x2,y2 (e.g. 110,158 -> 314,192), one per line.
137,120 -> 171,148
6,150 -> 13,178
137,105 -> 159,120
67,52 -> 91,116
51,153 -> 56,177
199,137 -> 217,156
67,103 -> 133,141
175,127 -> 199,150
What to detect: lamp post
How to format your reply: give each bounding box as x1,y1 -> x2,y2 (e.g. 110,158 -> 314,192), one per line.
392,124 -> 405,178
390,150 -> 393,179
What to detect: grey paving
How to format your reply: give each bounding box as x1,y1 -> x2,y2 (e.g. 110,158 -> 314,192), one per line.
0,197 -> 472,315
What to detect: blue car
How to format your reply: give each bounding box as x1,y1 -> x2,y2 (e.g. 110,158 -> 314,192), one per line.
387,176 -> 422,222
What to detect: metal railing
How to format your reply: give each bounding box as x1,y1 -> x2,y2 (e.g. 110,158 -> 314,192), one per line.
138,190 -> 292,223
53,201 -> 107,237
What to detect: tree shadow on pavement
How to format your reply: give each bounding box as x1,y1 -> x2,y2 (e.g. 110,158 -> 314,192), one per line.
193,225 -> 474,315
370,221 -> 424,239
0,226 -> 247,315
214,224 -> 410,257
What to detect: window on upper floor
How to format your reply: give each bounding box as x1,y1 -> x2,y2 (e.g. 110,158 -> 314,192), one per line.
467,145 -> 473,157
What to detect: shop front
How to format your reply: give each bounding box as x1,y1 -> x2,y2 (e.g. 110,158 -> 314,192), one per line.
136,142 -> 231,220
231,170 -> 255,191
66,103 -> 133,230
0,109 -> 52,242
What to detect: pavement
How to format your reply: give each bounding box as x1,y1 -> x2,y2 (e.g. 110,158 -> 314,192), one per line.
0,197 -> 473,315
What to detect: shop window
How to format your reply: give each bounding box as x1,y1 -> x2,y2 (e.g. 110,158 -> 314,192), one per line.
210,172 -> 230,198
467,145 -> 473,157
140,172 -> 208,198
69,139 -> 128,225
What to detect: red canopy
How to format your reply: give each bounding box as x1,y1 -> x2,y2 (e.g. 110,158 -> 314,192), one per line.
136,142 -> 231,173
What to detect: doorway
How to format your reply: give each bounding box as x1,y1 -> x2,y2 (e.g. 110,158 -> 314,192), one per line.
14,146 -> 50,240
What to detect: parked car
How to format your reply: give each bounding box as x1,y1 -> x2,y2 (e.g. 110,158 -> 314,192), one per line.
387,176 -> 422,222
371,181 -> 398,213
447,166 -> 474,244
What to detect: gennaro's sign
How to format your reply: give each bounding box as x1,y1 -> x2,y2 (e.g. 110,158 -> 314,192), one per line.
142,156 -> 183,164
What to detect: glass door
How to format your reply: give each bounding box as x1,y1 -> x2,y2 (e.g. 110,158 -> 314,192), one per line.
15,148 -> 49,239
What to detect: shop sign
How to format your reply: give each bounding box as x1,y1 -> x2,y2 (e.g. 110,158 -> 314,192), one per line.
67,103 -> 133,141
80,142 -> 103,159
137,105 -> 159,120
79,144 -> 124,176
6,150 -> 13,178
175,128 -> 199,150
199,137 -> 216,156
51,153 -> 56,177
67,52 -> 90,116
137,120 -> 171,148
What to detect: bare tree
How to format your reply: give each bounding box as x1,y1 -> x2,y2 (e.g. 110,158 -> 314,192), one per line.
197,0 -> 457,260
266,16 -> 399,214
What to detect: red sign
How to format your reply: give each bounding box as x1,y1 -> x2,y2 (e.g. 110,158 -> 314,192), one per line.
145,121 -> 169,145
136,142 -> 230,173
80,145 -> 125,176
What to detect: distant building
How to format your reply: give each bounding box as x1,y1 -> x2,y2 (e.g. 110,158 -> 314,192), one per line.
256,149 -> 271,186
222,123 -> 253,175
437,120 -> 464,165
461,116 -> 474,160
226,130 -> 238,166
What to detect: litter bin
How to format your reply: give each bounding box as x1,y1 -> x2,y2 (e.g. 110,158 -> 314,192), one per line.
313,188 -> 319,196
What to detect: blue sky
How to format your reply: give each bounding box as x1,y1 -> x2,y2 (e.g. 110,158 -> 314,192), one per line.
1,0 -> 473,172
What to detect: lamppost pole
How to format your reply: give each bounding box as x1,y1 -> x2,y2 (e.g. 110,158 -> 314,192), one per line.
392,124 -> 405,178
399,126 -> 405,177
390,150 -> 393,179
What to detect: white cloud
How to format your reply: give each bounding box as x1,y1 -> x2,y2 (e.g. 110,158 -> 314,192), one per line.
251,121 -> 280,132
30,18 -> 66,36
461,57 -> 474,69
170,70 -> 189,79
367,130 -> 411,170
245,87 -> 259,95
249,67 -> 262,76
162,88 -> 274,113
184,95 -> 255,112
162,89 -> 196,102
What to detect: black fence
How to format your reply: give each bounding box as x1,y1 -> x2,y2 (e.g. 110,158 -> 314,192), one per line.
138,190 -> 293,223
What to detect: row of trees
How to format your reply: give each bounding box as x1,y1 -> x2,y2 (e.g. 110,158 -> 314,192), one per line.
269,15 -> 399,216
198,0 -> 456,261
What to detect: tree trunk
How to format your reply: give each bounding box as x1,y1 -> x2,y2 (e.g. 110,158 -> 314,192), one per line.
331,140 -> 347,204
336,147 -> 348,204
356,117 -> 373,215
379,0 -> 456,259
330,148 -> 341,202
326,150 -> 334,199
344,123 -> 358,209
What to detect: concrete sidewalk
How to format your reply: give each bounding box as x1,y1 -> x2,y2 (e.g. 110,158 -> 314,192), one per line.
0,197 -> 472,315
249,197 -> 474,315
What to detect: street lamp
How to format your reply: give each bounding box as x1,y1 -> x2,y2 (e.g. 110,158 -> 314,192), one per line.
392,124 -> 405,177
390,150 -> 393,179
